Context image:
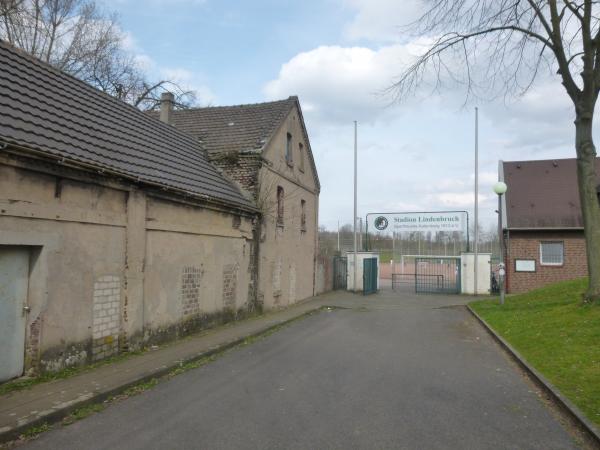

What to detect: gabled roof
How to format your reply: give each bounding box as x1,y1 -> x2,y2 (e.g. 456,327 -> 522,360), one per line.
501,158 -> 600,229
150,97 -> 321,191
152,98 -> 296,155
0,40 -> 254,211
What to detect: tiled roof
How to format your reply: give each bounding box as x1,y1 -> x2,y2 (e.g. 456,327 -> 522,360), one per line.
149,97 -> 321,191
0,40 -> 254,210
149,98 -> 296,155
502,158 -> 600,228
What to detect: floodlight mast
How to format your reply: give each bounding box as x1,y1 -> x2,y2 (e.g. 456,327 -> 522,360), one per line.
353,120 -> 358,293
474,107 -> 479,296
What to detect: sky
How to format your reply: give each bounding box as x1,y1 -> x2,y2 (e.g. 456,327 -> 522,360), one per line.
113,0 -> 587,231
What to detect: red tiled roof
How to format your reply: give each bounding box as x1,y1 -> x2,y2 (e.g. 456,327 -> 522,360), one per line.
502,158 -> 600,228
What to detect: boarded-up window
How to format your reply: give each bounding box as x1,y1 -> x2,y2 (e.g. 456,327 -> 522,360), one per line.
301,199 -> 306,231
277,186 -> 284,226
286,133 -> 293,165
299,143 -> 304,172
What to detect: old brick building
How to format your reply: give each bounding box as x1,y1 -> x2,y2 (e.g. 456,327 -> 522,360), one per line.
152,97 -> 321,309
0,40 -> 321,381
499,158 -> 600,293
0,41 -> 266,379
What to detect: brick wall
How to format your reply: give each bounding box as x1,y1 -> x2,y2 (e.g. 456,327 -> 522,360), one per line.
222,264 -> 239,309
92,275 -> 121,361
315,255 -> 334,295
210,153 -> 261,199
506,230 -> 587,293
181,266 -> 202,317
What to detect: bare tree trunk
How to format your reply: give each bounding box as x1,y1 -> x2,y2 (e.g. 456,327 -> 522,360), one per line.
575,111 -> 600,302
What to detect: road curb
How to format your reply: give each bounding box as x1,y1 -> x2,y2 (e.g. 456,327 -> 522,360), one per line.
466,304 -> 600,447
0,306 -> 324,444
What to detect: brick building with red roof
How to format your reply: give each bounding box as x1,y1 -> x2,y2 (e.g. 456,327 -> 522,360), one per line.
499,158 -> 600,293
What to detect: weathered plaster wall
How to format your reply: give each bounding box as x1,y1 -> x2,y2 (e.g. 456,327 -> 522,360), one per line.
258,107 -> 319,308
143,197 -> 253,343
0,163 -> 126,372
0,159 -> 254,374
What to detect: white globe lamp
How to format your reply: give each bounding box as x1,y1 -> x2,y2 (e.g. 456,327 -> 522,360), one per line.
493,181 -> 507,196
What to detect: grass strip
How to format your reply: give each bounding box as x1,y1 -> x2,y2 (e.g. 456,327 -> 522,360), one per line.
470,278 -> 600,427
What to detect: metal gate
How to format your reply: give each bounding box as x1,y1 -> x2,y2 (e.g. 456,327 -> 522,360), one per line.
415,256 -> 461,294
333,256 -> 347,290
363,257 -> 378,295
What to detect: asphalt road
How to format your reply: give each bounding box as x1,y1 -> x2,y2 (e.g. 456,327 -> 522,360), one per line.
22,290 -> 583,449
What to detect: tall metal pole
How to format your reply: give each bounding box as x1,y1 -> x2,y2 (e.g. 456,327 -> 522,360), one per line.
353,121 -> 358,292
392,231 -> 396,276
499,194 -> 505,305
474,107 -> 479,295
337,220 -> 340,252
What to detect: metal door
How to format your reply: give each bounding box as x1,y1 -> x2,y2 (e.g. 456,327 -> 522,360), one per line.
333,256 -> 347,290
0,247 -> 29,382
363,257 -> 378,295
415,256 -> 460,294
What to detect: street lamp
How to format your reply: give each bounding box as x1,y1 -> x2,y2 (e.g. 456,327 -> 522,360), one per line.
493,181 -> 508,304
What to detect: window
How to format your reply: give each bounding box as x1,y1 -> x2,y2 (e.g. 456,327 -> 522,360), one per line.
540,241 -> 564,266
286,133 -> 293,165
276,186 -> 284,226
299,143 -> 305,172
300,199 -> 306,231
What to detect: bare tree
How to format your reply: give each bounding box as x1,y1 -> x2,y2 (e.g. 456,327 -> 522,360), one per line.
391,1 -> 600,302
0,0 -> 196,109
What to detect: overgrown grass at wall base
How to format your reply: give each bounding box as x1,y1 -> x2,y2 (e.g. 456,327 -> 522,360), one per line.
470,278 -> 600,427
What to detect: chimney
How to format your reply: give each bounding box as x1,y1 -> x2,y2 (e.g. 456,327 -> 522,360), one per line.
160,92 -> 174,125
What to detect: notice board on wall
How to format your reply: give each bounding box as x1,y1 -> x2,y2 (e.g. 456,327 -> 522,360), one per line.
515,259 -> 536,272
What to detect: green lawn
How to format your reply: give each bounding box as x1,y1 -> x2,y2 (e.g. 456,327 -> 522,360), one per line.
470,278 -> 600,427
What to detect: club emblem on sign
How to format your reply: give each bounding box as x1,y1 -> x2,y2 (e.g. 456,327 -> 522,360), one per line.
374,216 -> 388,230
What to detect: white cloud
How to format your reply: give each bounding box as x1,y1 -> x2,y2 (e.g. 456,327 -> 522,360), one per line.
158,67 -> 217,105
264,44 -> 423,125
482,79 -> 575,157
428,193 -> 491,208
118,28 -> 217,106
341,0 -> 423,43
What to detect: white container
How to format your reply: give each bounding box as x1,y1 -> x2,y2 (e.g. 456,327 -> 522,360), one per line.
346,252 -> 380,292
460,253 -> 491,294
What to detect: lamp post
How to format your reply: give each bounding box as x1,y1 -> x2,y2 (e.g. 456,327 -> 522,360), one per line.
493,181 -> 508,305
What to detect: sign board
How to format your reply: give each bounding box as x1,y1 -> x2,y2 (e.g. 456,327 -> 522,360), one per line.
515,259 -> 536,272
368,211 -> 468,234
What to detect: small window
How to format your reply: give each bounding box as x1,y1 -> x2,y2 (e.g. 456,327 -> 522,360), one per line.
277,186 -> 284,226
300,199 -> 306,231
540,241 -> 564,266
299,143 -> 305,172
286,133 -> 293,165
